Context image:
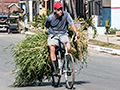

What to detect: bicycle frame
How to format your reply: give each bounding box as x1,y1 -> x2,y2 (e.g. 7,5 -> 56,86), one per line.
54,34 -> 75,73
51,34 -> 75,88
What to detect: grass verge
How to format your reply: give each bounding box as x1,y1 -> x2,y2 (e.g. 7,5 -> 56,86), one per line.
88,39 -> 120,50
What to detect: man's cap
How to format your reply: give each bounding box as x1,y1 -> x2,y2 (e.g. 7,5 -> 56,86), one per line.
53,2 -> 63,9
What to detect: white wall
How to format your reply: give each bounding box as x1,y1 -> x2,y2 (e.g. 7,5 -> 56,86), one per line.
29,0 -> 33,21
111,0 -> 120,29
111,0 -> 120,7
102,0 -> 111,7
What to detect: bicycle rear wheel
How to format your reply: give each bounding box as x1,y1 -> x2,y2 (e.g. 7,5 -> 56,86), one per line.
64,53 -> 75,89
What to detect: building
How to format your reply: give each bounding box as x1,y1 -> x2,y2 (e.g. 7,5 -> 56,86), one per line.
88,0 -> 120,35
47,0 -> 86,19
47,0 -> 120,35
19,0 -> 120,35
19,0 -> 39,21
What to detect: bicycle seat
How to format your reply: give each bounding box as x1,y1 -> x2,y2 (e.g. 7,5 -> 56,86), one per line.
55,45 -> 65,52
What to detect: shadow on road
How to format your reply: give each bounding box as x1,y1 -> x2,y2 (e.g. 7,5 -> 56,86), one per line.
9,80 -> 90,88
40,80 -> 90,87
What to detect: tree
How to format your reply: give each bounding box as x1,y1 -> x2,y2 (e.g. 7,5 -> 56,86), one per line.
105,19 -> 110,44
64,0 -> 77,20
71,0 -> 77,20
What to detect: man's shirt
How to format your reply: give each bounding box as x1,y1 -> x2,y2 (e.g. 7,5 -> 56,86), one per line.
44,11 -> 74,35
22,11 -> 28,20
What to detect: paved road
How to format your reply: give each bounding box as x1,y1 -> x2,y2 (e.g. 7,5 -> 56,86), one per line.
0,32 -> 120,90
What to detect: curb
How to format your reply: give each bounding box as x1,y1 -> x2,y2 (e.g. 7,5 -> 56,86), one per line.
88,44 -> 120,55
21,31 -> 36,35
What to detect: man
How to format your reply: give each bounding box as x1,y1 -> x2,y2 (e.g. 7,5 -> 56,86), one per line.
44,2 -> 80,75
20,9 -> 28,32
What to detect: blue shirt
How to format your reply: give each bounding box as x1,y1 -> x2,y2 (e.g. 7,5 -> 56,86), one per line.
44,11 -> 74,35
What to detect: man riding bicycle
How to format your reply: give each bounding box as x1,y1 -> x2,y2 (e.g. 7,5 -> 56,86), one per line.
44,2 -> 80,75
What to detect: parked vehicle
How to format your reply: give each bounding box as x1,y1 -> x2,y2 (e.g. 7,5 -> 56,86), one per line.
0,0 -> 19,33
7,3 -> 20,34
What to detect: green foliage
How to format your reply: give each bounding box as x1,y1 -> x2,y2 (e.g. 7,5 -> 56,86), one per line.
39,14 -> 47,29
105,19 -> 110,44
105,19 -> 110,34
104,28 -> 120,34
68,28 -> 88,62
31,10 -> 53,29
74,17 -> 97,38
8,29 -> 88,87
31,21 -> 39,29
10,31 -> 51,87
46,9 -> 53,16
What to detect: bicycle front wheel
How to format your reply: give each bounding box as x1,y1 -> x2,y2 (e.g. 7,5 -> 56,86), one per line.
64,53 -> 75,89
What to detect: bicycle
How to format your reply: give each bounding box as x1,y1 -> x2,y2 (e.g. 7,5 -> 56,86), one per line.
50,34 -> 76,89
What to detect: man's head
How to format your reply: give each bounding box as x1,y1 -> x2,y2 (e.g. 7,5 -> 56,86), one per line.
53,2 -> 63,17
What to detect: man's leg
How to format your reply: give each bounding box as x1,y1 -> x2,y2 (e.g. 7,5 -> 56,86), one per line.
24,19 -> 28,31
60,34 -> 71,53
50,44 -> 56,61
25,27 -> 28,31
49,44 -> 58,75
67,42 -> 71,53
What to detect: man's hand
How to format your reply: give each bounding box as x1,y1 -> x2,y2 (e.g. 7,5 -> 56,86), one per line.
71,24 -> 80,39
76,32 -> 80,39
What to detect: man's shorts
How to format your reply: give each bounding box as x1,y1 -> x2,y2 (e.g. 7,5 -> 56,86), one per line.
47,34 -> 70,46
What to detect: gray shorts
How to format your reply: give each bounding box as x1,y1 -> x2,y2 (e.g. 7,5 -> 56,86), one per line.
47,34 -> 70,46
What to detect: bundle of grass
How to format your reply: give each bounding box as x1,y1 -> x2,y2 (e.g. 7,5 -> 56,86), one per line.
7,28 -> 88,87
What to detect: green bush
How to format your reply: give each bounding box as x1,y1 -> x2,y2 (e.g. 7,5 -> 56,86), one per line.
105,28 -> 120,34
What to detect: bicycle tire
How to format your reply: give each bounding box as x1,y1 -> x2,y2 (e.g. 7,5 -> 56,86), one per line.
64,53 -> 75,89
51,73 -> 61,87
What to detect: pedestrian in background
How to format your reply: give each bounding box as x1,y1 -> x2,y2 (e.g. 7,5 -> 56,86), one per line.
19,9 -> 28,32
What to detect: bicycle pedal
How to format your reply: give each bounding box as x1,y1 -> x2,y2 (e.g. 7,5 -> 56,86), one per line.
63,70 -> 77,73
63,70 -> 67,73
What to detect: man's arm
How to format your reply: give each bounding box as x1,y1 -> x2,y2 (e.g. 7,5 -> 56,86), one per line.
66,12 -> 80,38
71,24 -> 80,38
44,18 -> 50,28
71,24 -> 77,33
45,25 -> 49,28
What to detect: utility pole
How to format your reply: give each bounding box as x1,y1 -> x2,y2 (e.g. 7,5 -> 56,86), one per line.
44,0 -> 48,11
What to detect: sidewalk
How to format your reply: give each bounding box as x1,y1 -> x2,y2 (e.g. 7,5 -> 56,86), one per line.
88,34 -> 120,55
89,34 -> 120,45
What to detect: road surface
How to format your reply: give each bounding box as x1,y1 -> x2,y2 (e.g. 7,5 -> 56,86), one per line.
0,32 -> 120,90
